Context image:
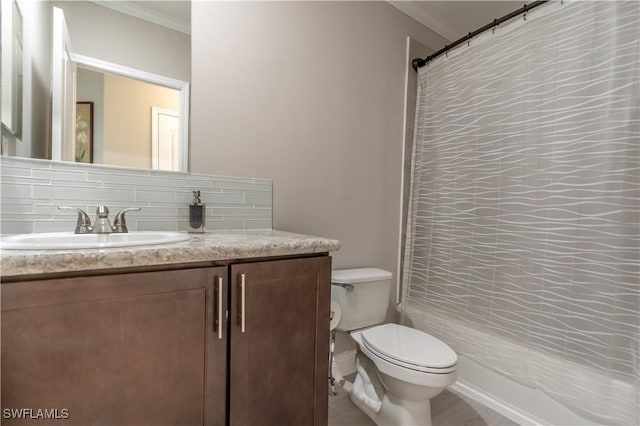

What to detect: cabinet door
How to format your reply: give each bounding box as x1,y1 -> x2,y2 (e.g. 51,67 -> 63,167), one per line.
1,267 -> 228,426
229,256 -> 331,426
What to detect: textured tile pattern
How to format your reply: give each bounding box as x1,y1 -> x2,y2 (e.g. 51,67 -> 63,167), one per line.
402,2 -> 639,425
0,156 -> 272,234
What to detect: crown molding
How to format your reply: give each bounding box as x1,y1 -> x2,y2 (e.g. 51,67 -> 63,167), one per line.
90,1 -> 190,35
388,1 -> 461,42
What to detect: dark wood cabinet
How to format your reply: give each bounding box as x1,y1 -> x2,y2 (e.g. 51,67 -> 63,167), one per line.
1,255 -> 331,426
1,267 -> 228,426
229,257 -> 331,426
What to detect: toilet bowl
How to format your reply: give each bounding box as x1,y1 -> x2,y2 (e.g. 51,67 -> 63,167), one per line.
331,268 -> 458,426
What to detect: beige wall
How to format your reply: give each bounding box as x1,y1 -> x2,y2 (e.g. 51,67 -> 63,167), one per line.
102,74 -> 179,169
191,2 -> 444,279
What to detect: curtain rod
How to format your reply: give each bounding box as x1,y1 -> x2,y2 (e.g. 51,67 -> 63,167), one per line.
412,0 -> 548,71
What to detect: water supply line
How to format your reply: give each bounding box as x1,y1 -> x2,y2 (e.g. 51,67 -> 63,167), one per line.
328,329 -> 338,395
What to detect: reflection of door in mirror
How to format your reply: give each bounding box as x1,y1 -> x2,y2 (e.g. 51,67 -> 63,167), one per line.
152,107 -> 179,171
76,67 -> 181,171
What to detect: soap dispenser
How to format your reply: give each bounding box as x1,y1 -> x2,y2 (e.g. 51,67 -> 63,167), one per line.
188,190 -> 205,233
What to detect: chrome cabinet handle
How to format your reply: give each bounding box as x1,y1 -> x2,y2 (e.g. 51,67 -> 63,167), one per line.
217,277 -> 223,340
240,273 -> 246,333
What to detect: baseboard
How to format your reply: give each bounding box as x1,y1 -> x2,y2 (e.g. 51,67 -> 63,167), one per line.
331,349 -> 356,380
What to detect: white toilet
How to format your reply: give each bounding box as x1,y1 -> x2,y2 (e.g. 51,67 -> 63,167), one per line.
331,268 -> 457,426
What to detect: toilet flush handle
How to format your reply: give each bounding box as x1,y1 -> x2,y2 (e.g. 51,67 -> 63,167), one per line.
332,282 -> 354,292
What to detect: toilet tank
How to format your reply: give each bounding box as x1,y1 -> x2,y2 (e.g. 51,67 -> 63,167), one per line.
331,268 -> 392,332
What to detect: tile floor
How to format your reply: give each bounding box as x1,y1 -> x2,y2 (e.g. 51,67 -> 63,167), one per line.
328,381 -> 519,426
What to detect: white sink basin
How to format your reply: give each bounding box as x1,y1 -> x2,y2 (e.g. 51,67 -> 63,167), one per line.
0,231 -> 191,250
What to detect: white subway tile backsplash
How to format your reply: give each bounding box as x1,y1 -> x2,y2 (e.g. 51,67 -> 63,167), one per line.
1,176 -> 49,185
33,169 -> 87,181
211,207 -> 272,218
135,189 -> 177,203
33,204 -> 64,215
0,157 -> 272,234
133,206 -> 177,217
33,220 -> 77,233
1,213 -> 51,221
1,165 -> 32,177
184,176 -> 214,187
1,203 -> 34,214
245,193 -> 272,206
201,192 -> 246,204
135,220 -> 180,232
0,221 -> 34,234
203,219 -> 247,231
245,219 -> 273,229
1,182 -> 33,199
51,179 -> 105,188
32,185 -> 137,202
214,180 -> 272,192
86,172 -> 153,186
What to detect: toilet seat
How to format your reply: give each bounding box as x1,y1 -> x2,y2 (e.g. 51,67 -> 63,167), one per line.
361,324 -> 457,374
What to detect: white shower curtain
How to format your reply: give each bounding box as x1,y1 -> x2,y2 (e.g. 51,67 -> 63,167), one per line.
401,2 -> 639,425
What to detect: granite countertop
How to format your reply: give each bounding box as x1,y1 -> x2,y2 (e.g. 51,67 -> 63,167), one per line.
0,229 -> 340,279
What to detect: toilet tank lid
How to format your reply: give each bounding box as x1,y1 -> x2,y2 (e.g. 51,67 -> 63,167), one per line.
332,268 -> 392,284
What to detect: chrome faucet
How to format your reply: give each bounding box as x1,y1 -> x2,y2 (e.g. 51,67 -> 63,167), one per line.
57,206 -> 93,234
112,208 -> 141,233
57,205 -> 141,234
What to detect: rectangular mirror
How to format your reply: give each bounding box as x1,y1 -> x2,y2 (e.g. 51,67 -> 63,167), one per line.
2,0 -> 191,171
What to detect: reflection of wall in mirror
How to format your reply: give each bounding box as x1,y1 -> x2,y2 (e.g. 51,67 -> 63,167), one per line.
104,74 -> 179,169
50,1 -> 190,81
76,69 -> 179,170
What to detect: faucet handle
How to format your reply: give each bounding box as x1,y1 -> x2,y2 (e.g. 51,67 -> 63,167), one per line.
113,208 -> 142,233
57,206 -> 92,234
96,204 -> 110,218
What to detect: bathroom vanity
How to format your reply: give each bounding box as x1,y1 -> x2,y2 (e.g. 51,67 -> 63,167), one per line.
0,230 -> 340,426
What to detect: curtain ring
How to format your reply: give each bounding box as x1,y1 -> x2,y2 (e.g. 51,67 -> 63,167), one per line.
523,4 -> 528,21
467,32 -> 472,46
492,18 -> 498,34
445,45 -> 448,57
